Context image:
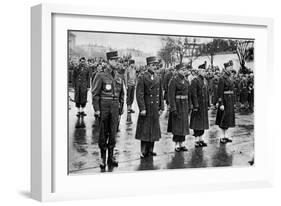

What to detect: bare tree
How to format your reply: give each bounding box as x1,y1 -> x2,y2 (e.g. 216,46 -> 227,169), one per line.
159,37 -> 202,67
235,40 -> 254,72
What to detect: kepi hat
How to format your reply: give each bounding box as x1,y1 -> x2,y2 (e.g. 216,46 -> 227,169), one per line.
106,51 -> 119,61
146,56 -> 158,65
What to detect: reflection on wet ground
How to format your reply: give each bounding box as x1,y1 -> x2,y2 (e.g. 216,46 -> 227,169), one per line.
68,91 -> 254,174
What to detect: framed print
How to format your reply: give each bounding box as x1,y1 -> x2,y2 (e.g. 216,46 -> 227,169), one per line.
31,3 -> 274,201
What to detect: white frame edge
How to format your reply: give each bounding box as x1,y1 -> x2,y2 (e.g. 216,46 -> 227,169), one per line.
31,3 -> 274,202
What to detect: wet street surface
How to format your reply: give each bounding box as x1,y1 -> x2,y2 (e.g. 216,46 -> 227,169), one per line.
68,89 -> 254,175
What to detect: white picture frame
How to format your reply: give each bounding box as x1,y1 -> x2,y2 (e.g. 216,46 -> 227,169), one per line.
31,3 -> 274,202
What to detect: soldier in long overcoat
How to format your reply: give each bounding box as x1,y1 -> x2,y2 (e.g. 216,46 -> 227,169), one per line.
215,62 -> 236,143
72,57 -> 90,117
167,64 -> 190,152
211,74 -> 219,105
163,67 -> 174,108
190,69 -> 209,147
135,56 -> 164,158
239,75 -> 249,107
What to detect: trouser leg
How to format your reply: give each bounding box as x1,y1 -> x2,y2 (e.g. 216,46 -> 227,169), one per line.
148,142 -> 156,156
219,126 -> 232,143
107,101 -> 119,167
99,100 -> 112,150
141,141 -> 148,155
127,86 -> 135,112
194,130 -> 204,147
173,135 -> 185,142
107,101 -> 119,149
194,130 -> 204,137
198,130 -> 205,141
98,116 -> 109,151
100,149 -> 106,169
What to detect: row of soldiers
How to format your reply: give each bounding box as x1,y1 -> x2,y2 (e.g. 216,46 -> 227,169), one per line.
161,61 -> 254,113
71,51 -> 253,169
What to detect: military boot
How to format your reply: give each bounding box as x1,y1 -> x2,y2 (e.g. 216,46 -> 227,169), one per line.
107,148 -> 118,167
100,149 -> 106,169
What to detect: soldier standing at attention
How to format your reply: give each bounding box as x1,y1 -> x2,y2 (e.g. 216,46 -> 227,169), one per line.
190,69 -> 209,147
215,61 -> 236,143
91,51 -> 124,169
135,56 -> 164,158
125,59 -> 137,113
163,66 -> 175,113
167,64 -> 190,152
72,57 -> 90,117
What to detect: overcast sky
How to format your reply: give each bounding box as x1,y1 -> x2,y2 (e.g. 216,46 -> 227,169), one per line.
72,31 -> 213,55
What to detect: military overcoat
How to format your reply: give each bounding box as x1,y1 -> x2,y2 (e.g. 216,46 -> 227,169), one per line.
72,64 -> 90,105
215,74 -> 235,128
167,75 -> 190,136
135,71 -> 164,142
189,76 -> 210,130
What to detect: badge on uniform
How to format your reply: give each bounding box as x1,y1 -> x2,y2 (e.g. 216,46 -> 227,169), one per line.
105,84 -> 112,91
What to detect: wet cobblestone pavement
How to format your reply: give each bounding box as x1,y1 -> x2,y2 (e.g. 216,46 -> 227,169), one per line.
68,90 -> 254,174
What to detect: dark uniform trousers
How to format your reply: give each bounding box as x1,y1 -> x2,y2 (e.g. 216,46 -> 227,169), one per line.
193,130 -> 205,137
98,99 -> 119,150
141,141 -> 155,155
126,85 -> 135,106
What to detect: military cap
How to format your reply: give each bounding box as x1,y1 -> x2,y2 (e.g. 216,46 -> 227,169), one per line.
106,51 -> 119,61
224,62 -> 230,68
79,57 -> 86,61
129,59 -> 135,65
231,69 -> 237,74
224,60 -> 233,68
198,62 -> 206,69
175,63 -> 184,70
146,56 -> 158,65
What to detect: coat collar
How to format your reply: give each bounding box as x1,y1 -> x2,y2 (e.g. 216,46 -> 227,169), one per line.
143,71 -> 160,87
104,69 -> 115,80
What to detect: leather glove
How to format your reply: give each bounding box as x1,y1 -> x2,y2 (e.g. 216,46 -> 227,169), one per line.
172,110 -> 178,117
140,110 -> 146,116
219,105 -> 225,111
94,110 -> 101,118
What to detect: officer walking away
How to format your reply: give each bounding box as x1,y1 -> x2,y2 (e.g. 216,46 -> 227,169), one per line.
190,69 -> 210,147
135,56 -> 164,158
91,51 -> 124,169
167,64 -> 190,152
72,57 -> 90,117
215,61 -> 236,143
125,59 -> 137,113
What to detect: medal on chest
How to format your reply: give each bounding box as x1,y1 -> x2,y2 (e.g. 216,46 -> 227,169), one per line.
105,84 -> 112,91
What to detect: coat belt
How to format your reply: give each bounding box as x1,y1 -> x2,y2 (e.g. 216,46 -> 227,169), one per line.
175,95 -> 188,99
223,91 -> 234,94
101,96 -> 118,100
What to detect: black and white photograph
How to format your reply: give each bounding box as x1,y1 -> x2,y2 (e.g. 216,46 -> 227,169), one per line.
67,30 -> 255,174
